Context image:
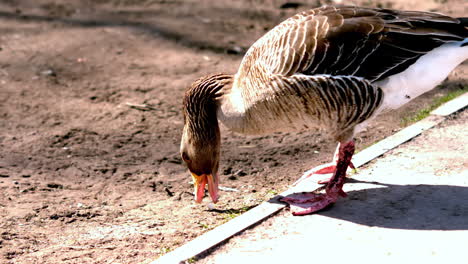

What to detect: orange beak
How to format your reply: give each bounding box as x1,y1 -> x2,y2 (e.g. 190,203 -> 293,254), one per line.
191,173 -> 219,203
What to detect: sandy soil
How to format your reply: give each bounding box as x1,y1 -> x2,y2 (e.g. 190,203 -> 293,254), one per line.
0,0 -> 466,263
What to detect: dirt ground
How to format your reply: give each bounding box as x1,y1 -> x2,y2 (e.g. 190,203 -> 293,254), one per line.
0,0 -> 466,263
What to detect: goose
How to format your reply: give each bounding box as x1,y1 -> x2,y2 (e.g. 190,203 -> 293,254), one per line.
180,6 -> 468,215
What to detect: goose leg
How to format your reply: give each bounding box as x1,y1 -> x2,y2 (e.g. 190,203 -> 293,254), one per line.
281,141 -> 355,215
293,142 -> 356,186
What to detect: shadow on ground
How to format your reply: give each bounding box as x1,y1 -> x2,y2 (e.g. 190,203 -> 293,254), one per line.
0,1 -> 289,54
299,180 -> 468,230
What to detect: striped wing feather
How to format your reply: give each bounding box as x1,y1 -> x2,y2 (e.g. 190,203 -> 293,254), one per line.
238,5 -> 466,83
229,5 -> 467,137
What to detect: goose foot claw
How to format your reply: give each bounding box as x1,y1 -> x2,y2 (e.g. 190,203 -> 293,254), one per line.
285,141 -> 355,216
281,188 -> 346,216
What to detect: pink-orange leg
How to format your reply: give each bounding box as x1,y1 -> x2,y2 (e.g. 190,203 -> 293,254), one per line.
281,141 -> 355,215
293,142 -> 356,186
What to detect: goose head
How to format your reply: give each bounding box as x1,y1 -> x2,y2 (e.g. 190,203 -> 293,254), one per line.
180,74 -> 233,204
180,125 -> 220,203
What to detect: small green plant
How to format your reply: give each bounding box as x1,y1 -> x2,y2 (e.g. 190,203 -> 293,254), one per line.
401,108 -> 432,125
401,86 -> 467,126
198,222 -> 210,229
158,247 -> 171,256
224,205 -> 252,220
186,256 -> 197,263
267,189 -> 278,195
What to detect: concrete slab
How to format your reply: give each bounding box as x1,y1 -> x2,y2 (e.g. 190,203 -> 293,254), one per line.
196,109 -> 468,264
431,92 -> 468,116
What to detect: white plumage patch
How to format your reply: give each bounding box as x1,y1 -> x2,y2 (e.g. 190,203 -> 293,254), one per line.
376,39 -> 468,111
217,77 -> 247,132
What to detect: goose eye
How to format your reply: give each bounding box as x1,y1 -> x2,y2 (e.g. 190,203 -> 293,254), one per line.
181,152 -> 190,162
